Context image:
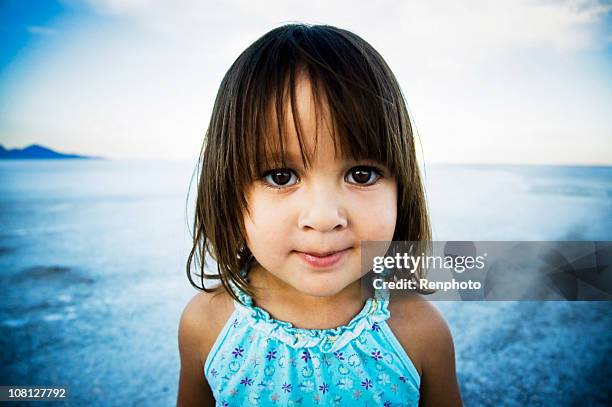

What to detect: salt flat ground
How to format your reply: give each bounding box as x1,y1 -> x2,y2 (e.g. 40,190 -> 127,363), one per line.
1,160 -> 610,406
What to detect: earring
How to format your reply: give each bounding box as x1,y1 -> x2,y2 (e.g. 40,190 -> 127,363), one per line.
238,241 -> 251,259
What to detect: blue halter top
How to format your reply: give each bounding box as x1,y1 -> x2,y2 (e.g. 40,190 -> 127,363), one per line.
204,264 -> 420,406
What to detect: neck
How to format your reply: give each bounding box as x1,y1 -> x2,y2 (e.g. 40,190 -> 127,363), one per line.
247,263 -> 368,330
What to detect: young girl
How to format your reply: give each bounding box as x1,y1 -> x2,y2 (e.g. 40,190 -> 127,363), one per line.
177,24 -> 462,406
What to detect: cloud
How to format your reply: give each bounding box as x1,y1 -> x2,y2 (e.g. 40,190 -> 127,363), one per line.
82,0 -> 611,51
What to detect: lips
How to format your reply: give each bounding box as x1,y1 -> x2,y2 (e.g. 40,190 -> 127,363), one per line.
295,247 -> 351,269
303,250 -> 345,257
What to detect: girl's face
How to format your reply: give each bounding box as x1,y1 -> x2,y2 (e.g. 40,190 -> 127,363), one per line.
243,76 -> 397,298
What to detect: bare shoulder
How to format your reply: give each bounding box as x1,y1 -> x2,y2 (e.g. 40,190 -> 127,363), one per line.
387,293 -> 452,375
387,292 -> 462,406
177,287 -> 235,407
178,287 -> 235,362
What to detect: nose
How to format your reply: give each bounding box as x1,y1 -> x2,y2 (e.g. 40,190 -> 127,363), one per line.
297,183 -> 348,232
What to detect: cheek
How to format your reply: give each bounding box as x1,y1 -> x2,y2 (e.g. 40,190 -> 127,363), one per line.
243,195 -> 292,253
355,185 -> 397,240
370,208 -> 397,240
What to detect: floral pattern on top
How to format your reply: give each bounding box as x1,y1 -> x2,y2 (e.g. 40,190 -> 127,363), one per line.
204,265 -> 421,407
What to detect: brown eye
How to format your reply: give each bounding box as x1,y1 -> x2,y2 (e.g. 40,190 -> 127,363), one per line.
346,166 -> 381,186
262,169 -> 298,188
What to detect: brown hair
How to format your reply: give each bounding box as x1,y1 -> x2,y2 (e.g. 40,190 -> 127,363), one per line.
186,24 -> 431,302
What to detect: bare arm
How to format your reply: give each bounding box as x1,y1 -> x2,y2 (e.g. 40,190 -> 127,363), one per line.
417,304 -> 462,407
176,293 -> 217,407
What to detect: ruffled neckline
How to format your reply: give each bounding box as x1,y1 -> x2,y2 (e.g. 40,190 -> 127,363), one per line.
230,264 -> 390,352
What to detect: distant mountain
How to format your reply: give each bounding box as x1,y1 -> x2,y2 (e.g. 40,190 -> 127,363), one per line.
0,144 -> 101,159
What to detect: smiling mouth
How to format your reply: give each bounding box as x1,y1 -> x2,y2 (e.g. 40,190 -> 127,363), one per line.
302,250 -> 345,257
295,248 -> 351,269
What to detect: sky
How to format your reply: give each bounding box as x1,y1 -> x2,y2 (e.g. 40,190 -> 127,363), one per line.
0,0 -> 611,165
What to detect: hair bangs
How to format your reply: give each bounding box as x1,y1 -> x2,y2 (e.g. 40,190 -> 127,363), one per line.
188,23 -> 430,301
236,27 -> 406,186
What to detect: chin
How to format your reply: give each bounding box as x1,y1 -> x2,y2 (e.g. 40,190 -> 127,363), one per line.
292,275 -> 354,298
